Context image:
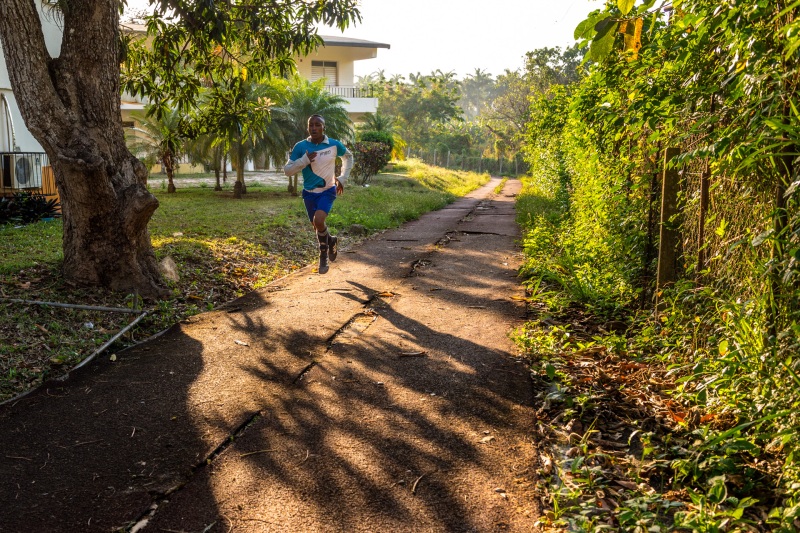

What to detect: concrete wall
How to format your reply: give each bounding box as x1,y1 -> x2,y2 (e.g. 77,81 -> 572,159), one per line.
0,4 -> 63,153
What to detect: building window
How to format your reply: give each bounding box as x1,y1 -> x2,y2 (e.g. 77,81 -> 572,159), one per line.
122,121 -> 135,128
311,61 -> 338,86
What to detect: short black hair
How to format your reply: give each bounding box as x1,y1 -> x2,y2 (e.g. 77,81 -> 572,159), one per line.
308,114 -> 326,124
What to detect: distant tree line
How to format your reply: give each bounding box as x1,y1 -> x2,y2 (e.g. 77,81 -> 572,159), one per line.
354,47 -> 582,176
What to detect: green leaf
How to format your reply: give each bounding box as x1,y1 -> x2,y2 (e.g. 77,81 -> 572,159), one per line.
574,12 -> 607,40
589,19 -> 619,62
574,18 -> 595,40
718,340 -> 728,356
707,476 -> 727,504
545,363 -> 556,379
594,17 -> 616,35
617,0 -> 636,15
715,218 -> 727,237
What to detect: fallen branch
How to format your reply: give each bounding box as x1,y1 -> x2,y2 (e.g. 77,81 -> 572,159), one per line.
398,351 -> 428,358
411,469 -> 438,495
239,448 -> 277,458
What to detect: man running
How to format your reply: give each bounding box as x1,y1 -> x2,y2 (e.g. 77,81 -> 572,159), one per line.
284,114 -> 353,274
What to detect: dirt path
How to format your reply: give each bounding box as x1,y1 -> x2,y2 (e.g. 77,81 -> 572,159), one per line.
0,178 -> 541,532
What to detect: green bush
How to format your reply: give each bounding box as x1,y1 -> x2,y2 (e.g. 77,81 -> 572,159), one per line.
0,192 -> 61,225
359,130 -> 394,151
350,141 -> 391,186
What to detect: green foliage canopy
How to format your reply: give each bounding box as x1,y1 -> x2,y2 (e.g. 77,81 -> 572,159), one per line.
375,72 -> 462,151
359,130 -> 394,151
121,0 -> 361,117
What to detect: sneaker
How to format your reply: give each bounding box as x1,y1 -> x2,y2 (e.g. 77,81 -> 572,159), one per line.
318,245 -> 329,274
327,234 -> 338,262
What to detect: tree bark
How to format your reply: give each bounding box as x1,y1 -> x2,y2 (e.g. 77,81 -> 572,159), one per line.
0,0 -> 165,297
214,168 -> 222,191
233,140 -> 246,198
164,152 -> 176,193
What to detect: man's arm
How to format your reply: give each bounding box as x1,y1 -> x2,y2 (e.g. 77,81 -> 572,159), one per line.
338,148 -> 353,183
284,147 -> 310,177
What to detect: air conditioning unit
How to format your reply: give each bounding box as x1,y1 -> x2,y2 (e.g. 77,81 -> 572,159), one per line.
11,153 -> 39,189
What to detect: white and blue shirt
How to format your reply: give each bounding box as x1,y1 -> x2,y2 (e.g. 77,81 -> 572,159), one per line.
284,135 -> 353,193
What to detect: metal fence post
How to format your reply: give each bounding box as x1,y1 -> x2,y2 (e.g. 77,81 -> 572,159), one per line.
656,147 -> 682,310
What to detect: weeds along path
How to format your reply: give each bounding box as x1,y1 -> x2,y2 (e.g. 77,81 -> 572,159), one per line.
0,178 -> 540,532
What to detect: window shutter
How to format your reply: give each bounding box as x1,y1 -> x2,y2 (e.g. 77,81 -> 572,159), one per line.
310,61 -> 337,85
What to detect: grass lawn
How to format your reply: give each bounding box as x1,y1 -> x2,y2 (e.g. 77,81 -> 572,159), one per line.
0,160 -> 490,402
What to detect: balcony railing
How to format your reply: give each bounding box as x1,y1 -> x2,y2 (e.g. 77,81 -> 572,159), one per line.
0,152 -> 57,197
323,86 -> 375,98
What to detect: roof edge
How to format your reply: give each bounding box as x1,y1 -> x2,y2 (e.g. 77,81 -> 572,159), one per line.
319,35 -> 391,49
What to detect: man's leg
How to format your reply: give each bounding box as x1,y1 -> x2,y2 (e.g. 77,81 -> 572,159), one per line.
313,210 -> 330,274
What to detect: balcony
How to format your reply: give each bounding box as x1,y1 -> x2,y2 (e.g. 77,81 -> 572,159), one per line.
324,86 -> 375,98
324,86 -> 378,117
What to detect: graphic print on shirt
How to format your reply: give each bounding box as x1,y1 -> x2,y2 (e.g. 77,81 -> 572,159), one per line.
285,136 -> 351,193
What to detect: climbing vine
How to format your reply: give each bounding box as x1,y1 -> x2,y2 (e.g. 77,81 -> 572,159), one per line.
519,0 -> 800,529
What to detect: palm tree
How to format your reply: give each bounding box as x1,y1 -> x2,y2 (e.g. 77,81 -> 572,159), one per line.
127,106 -> 186,193
201,77 -> 284,198
185,132 -> 227,191
357,112 -> 406,160
279,76 -> 353,194
359,112 -> 395,133
460,68 -> 495,120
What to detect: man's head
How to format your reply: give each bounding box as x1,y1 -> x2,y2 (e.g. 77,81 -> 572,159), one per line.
307,114 -> 326,142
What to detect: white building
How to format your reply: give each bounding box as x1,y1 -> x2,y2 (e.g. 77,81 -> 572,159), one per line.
0,4 -> 59,195
1,8 -> 389,190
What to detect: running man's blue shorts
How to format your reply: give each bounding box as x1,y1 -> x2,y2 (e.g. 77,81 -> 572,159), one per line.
302,186 -> 337,222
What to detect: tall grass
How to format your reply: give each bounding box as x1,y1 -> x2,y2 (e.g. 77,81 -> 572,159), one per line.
392,158 -> 490,197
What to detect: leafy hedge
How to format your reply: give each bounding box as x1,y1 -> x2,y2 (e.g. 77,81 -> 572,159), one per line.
350,141 -> 391,186
359,130 -> 394,151
516,0 -> 800,530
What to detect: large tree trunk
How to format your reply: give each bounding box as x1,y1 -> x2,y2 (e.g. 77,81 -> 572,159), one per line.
0,0 -> 165,297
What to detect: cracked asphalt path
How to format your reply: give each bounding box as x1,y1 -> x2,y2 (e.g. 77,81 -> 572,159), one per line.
0,178 -> 541,532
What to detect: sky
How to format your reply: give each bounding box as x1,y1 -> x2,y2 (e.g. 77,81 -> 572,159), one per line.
124,0 -> 606,80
